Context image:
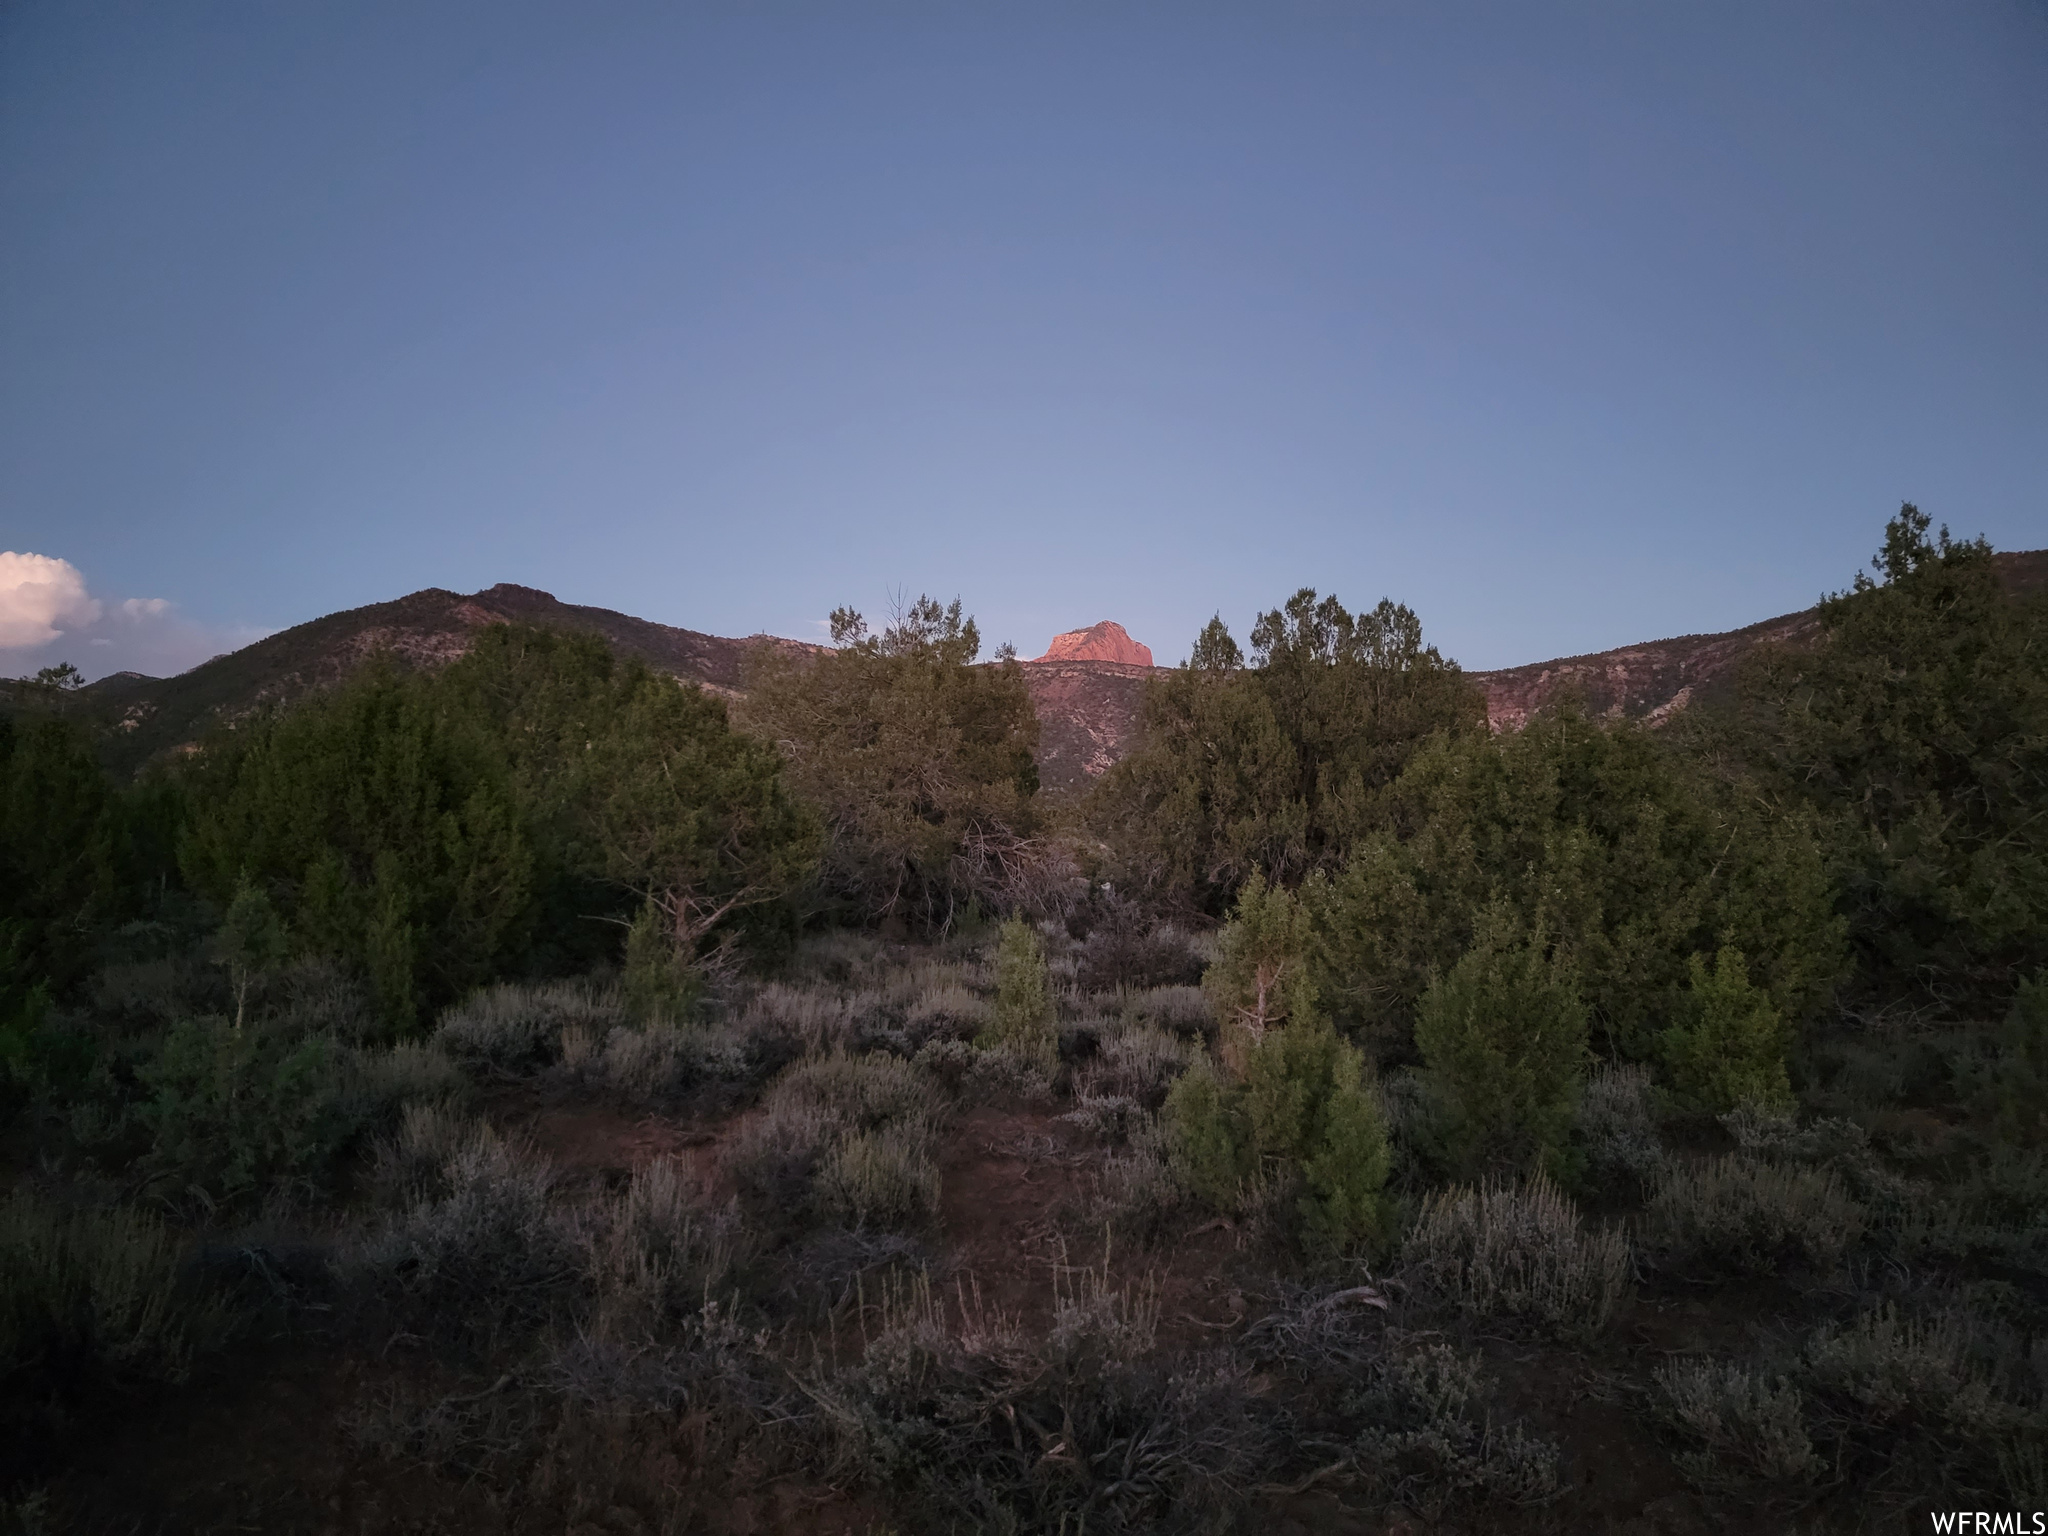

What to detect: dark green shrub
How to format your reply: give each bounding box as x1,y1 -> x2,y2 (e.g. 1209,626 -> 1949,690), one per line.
1989,972 -> 2048,1147
0,986 -> 94,1115
738,596 -> 1037,931
1413,929 -> 1589,1179
179,629 -> 817,1035
178,661 -> 537,1033
621,896 -> 700,1023
1721,505 -> 2048,1000
0,713 -> 125,996
1657,946 -> 1792,1113
979,917 -> 1055,1065
1163,1012 -> 1390,1251
134,1015 -> 353,1205
1088,591 -> 1483,908
1307,707 -> 1844,1054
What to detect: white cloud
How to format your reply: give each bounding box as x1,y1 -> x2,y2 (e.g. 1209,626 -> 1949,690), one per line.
0,553 -> 268,681
0,552 -> 103,647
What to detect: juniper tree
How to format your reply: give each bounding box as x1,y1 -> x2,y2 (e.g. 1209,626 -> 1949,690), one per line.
1414,922 -> 1591,1180
740,595 -> 1040,931
1090,590 -> 1483,909
1722,504 -> 2048,1001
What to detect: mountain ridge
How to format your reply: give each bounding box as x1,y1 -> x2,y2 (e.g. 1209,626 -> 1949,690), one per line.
29,549 -> 2047,790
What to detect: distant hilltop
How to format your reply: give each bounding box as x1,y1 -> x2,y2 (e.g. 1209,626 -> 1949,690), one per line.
1033,620 -> 1154,667
21,549 -> 2046,794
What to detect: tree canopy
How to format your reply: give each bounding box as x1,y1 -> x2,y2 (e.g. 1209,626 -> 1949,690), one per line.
1089,589 -> 1485,908
740,595 -> 1041,931
178,626 -> 817,1031
1714,504 -> 2048,1002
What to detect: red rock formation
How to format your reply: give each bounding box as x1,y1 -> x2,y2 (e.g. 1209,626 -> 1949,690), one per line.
1033,621 -> 1154,667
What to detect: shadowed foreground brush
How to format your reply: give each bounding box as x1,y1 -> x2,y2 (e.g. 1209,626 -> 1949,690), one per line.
1402,1173 -> 1630,1341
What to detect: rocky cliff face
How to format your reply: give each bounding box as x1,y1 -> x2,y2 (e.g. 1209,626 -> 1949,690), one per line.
1035,620 -> 1154,667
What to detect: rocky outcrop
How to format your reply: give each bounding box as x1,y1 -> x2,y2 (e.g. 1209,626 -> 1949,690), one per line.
1015,661 -> 1156,794
1034,621 -> 1154,667
1465,609 -> 1818,731
1467,548 -> 2047,730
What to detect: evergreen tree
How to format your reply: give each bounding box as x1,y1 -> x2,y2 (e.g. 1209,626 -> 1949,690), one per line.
1413,923 -> 1590,1179
1202,872 -> 1319,1074
1163,1012 -> 1390,1251
0,711 -> 124,995
982,917 -> 1057,1064
1163,875 -> 1392,1251
214,878 -> 287,1033
1724,504 -> 2048,1000
1090,590 -> 1483,908
1306,703 -> 1843,1062
1988,973 -> 2048,1148
741,596 -> 1039,931
1240,1012 -> 1390,1249
1657,947 -> 1792,1114
179,658 -> 536,1032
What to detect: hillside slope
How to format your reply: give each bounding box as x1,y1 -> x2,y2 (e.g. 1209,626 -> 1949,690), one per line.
24,549 -> 2044,788
53,584 -> 804,775
1467,548 -> 2048,729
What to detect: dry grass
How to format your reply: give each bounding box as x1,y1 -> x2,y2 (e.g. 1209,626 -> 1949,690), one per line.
1640,1154 -> 1866,1276
0,1188 -> 236,1388
1346,1341 -> 1562,1513
1078,1023 -> 1195,1110
435,980 -> 623,1075
1654,1360 -> 1821,1489
1577,1062 -> 1666,1189
724,1052 -> 950,1232
353,1124 -> 584,1348
552,1019 -> 751,1105
1402,1173 -> 1631,1341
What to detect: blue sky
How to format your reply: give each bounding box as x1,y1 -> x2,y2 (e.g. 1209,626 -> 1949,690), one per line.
2,1 -> 2044,679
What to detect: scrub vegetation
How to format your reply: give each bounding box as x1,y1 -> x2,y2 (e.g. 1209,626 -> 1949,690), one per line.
2,510 -> 2045,1532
